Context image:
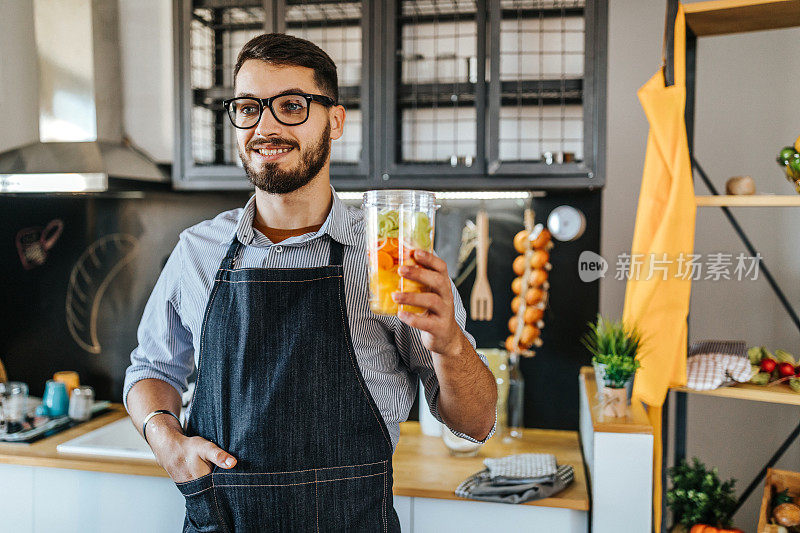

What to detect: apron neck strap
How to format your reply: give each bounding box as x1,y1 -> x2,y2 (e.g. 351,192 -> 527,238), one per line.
222,236 -> 243,270
328,239 -> 344,266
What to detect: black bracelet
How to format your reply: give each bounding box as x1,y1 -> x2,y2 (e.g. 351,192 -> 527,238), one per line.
142,409 -> 182,445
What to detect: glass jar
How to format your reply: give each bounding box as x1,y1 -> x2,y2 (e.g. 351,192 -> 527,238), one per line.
68,385 -> 95,422
0,381 -> 29,434
0,381 -> 29,423
362,190 -> 439,316
441,424 -> 482,457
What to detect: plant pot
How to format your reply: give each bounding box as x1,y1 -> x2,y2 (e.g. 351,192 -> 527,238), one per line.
593,362 -> 635,400
601,386 -> 628,417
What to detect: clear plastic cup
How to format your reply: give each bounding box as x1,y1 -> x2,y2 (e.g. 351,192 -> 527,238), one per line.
362,190 -> 439,316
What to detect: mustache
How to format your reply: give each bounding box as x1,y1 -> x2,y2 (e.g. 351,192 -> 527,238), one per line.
246,138 -> 299,151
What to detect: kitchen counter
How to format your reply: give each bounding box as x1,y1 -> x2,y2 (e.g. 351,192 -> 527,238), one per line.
0,403 -> 589,510
0,405 -> 163,476
1,404 -> 590,532
394,421 -> 589,510
580,366 -> 653,435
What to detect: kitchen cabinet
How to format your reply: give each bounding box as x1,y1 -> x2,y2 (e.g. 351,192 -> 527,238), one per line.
578,367 -> 653,532
174,0 -> 606,191
0,468 -> 584,532
0,406 -> 590,532
173,0 -> 372,190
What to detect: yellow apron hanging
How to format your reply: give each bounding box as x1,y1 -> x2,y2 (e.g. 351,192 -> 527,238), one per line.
622,4 -> 696,532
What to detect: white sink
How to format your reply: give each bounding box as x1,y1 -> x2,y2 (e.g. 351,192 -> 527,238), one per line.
57,418 -> 155,460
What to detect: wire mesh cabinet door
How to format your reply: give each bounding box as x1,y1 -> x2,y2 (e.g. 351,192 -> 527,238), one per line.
485,0 -> 606,188
379,0 -> 606,190
174,0 -> 374,190
380,0 -> 490,186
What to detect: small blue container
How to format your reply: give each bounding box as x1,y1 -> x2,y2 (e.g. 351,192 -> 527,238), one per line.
42,380 -> 69,417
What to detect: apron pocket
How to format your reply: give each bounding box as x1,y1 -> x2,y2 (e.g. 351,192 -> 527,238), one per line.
212,461 -> 389,533
175,473 -> 226,532
315,461 -> 390,532
213,469 -> 316,532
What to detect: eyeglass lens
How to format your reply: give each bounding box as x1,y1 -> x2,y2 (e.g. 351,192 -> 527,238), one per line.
228,96 -> 309,127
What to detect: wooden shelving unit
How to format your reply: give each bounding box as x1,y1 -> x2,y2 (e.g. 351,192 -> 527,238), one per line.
673,382 -> 800,406
684,0 -> 800,36
663,1 -> 800,526
695,194 -> 800,206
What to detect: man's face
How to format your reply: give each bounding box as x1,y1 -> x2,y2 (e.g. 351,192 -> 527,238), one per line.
234,60 -> 341,194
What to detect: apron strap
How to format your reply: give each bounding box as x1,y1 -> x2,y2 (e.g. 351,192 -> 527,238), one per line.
328,239 -> 344,267
221,236 -> 243,271
222,235 -> 340,270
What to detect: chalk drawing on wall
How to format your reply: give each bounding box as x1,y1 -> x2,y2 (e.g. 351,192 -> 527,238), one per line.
16,219 -> 64,270
66,234 -> 139,354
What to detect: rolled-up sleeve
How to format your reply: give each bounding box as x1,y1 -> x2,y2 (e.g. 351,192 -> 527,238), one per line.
122,237 -> 195,411
394,278 -> 497,444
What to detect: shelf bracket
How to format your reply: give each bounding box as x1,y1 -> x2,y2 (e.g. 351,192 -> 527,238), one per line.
733,417 -> 800,513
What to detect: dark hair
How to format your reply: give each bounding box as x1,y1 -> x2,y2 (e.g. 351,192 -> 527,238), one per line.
233,33 -> 338,103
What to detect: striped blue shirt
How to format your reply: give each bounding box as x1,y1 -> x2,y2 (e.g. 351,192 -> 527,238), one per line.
123,186 -> 494,449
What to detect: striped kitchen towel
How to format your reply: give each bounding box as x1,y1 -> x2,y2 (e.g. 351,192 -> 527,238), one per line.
483,453 -> 557,484
685,340 -> 753,391
455,464 -> 574,505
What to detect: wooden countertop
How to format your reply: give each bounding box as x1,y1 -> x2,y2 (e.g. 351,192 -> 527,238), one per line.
580,367 -> 653,435
394,422 -> 589,510
0,405 -> 165,477
0,404 -> 589,512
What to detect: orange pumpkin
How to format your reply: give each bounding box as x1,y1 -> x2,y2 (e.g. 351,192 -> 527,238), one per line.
690,526 -> 716,533
689,525 -> 744,533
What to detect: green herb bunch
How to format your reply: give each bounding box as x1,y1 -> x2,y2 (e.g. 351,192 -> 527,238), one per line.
666,458 -> 737,529
581,315 -> 642,388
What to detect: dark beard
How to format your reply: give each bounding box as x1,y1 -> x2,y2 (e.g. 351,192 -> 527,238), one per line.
240,122 -> 331,194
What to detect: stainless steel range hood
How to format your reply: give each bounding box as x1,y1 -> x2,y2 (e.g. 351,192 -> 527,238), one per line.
0,0 -> 167,193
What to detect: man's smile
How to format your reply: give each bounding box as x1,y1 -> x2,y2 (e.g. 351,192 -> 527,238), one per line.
251,145 -> 295,162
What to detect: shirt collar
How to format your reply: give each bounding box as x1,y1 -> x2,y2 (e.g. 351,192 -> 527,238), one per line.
231,185 -> 358,247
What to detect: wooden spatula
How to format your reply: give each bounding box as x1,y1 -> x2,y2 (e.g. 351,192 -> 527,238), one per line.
470,209 -> 493,321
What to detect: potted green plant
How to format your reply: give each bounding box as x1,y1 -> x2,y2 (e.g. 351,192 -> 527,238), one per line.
581,315 -> 641,416
666,458 -> 739,533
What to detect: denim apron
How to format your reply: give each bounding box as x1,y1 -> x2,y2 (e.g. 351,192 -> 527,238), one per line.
175,236 -> 401,532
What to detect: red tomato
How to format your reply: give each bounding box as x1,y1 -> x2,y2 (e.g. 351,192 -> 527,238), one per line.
778,362 -> 796,377
760,358 -> 777,373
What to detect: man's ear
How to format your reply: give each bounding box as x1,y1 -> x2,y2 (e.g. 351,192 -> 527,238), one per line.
329,105 -> 346,141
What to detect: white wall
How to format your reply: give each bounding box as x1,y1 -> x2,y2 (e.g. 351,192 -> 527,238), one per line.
601,1 -> 800,530
0,0 -> 40,152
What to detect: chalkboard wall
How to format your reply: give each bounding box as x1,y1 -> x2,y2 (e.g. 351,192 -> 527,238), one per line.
0,188 -> 600,430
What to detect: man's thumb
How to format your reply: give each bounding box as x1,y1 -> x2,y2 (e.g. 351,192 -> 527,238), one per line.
203,441 -> 237,469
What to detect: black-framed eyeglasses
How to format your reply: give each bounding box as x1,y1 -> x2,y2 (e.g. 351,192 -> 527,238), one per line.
222,93 -> 337,129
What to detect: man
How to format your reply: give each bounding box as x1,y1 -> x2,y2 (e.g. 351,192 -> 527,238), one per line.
124,33 -> 497,532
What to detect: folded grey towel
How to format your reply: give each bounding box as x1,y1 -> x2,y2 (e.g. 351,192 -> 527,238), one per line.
483,453 -> 557,484
455,464 -> 574,504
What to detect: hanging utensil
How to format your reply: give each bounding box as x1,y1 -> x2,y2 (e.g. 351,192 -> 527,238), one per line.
470,210 -> 493,321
